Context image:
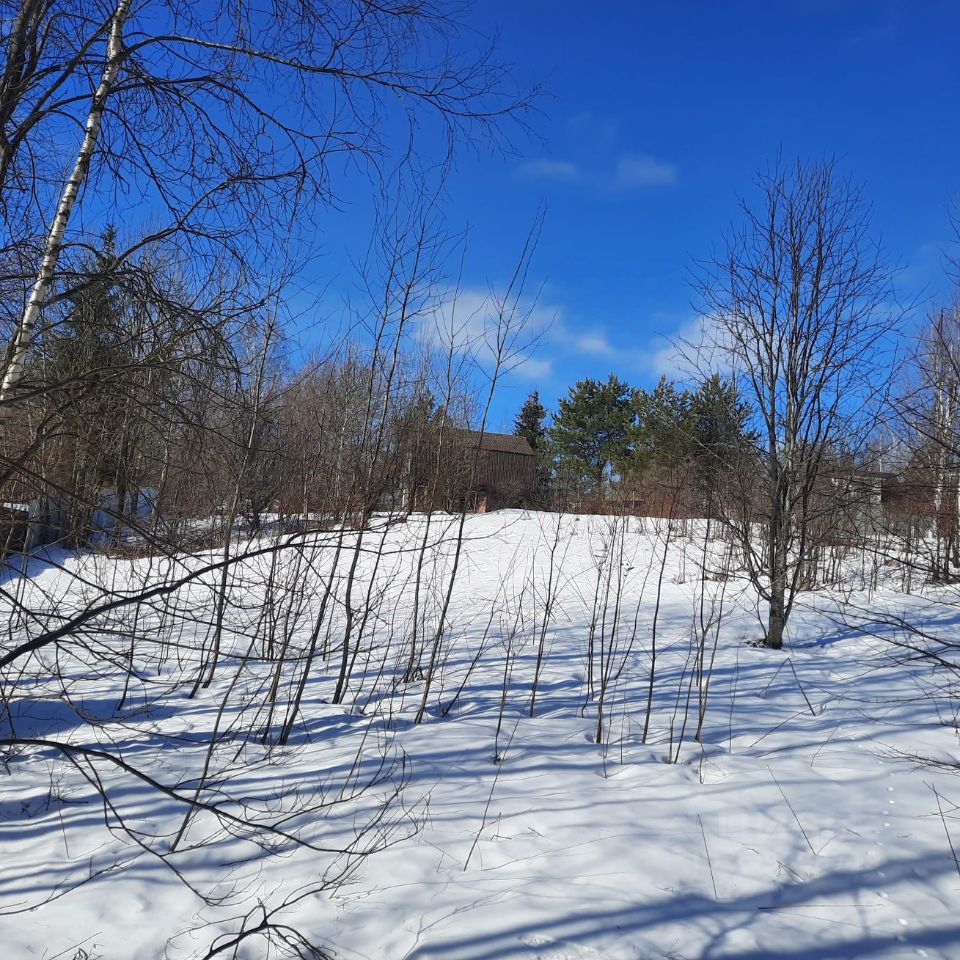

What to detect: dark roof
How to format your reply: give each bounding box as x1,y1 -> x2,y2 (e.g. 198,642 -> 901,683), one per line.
454,429 -> 534,457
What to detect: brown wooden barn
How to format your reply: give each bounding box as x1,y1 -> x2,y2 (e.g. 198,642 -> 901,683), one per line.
452,430 -> 536,512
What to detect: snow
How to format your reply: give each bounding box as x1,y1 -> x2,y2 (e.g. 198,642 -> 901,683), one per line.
3,510 -> 960,959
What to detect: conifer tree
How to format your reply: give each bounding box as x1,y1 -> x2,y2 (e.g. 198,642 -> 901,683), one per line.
43,227 -> 133,535
688,373 -> 753,482
550,374 -> 633,494
514,390 -> 547,450
631,376 -> 693,471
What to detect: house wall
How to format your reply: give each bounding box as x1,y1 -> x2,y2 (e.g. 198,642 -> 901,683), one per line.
472,449 -> 536,510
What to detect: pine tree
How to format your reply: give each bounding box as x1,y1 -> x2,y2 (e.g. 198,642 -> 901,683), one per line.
630,376 -> 693,471
48,225 -> 124,389
513,390 -> 547,450
42,226 -> 151,539
549,374 -> 634,494
628,374 -> 752,476
687,373 -> 753,480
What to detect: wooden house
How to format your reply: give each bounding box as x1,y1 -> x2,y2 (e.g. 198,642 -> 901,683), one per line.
452,430 -> 537,512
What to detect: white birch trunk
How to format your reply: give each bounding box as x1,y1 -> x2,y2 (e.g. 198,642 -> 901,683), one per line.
931,329 -> 956,577
0,0 -> 131,404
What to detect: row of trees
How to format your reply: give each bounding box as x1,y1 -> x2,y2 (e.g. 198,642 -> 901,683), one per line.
514,372 -> 752,504
1,223 -> 505,550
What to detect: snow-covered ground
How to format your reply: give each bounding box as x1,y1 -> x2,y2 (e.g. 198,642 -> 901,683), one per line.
3,510 -> 960,959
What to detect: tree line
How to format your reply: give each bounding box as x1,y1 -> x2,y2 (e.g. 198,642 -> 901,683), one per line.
513,372 -> 752,510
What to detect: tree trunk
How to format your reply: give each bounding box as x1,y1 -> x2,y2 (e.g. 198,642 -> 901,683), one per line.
766,577 -> 786,649
0,0 -> 130,404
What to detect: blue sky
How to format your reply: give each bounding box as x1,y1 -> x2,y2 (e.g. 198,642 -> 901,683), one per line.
313,1 -> 960,429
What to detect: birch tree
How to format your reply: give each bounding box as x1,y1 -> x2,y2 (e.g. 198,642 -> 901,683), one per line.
0,0 -> 129,403
0,0 -> 535,412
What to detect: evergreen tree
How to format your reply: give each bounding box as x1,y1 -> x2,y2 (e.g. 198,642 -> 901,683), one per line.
687,373 -> 754,481
628,374 -> 753,477
630,376 -> 693,471
513,390 -> 547,450
48,225 -> 125,390
43,227 -> 135,535
549,374 -> 634,493
513,389 -> 551,500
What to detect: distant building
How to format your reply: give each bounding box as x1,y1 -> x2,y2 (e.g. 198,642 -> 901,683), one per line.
819,466 -> 893,540
453,430 -> 536,512
881,474 -> 941,540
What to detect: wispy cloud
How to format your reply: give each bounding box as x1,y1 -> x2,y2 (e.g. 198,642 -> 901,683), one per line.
566,110 -> 620,147
645,315 -> 732,379
516,158 -> 581,182
558,327 -> 616,358
576,332 -> 615,356
418,285 -> 558,382
614,153 -> 678,188
514,356 -> 554,379
419,291 -> 730,392
516,152 -> 677,191
850,0 -> 901,45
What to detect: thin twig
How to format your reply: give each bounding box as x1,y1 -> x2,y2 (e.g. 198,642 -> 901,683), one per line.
768,766 -> 817,857
698,813 -> 719,900
464,716 -> 522,872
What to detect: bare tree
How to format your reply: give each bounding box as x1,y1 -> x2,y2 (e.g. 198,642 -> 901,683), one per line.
696,157 -> 899,648
894,306 -> 960,582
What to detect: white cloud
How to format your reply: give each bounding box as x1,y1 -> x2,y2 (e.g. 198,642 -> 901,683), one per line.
552,325 -> 619,358
645,315 -> 732,380
614,153 -> 678,188
418,285 -> 558,382
516,158 -> 581,182
574,331 -> 615,356
421,286 -> 555,346
517,152 -> 678,192
513,356 -> 554,379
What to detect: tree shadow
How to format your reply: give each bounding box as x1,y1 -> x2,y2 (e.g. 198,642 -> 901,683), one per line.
403,851 -> 960,959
